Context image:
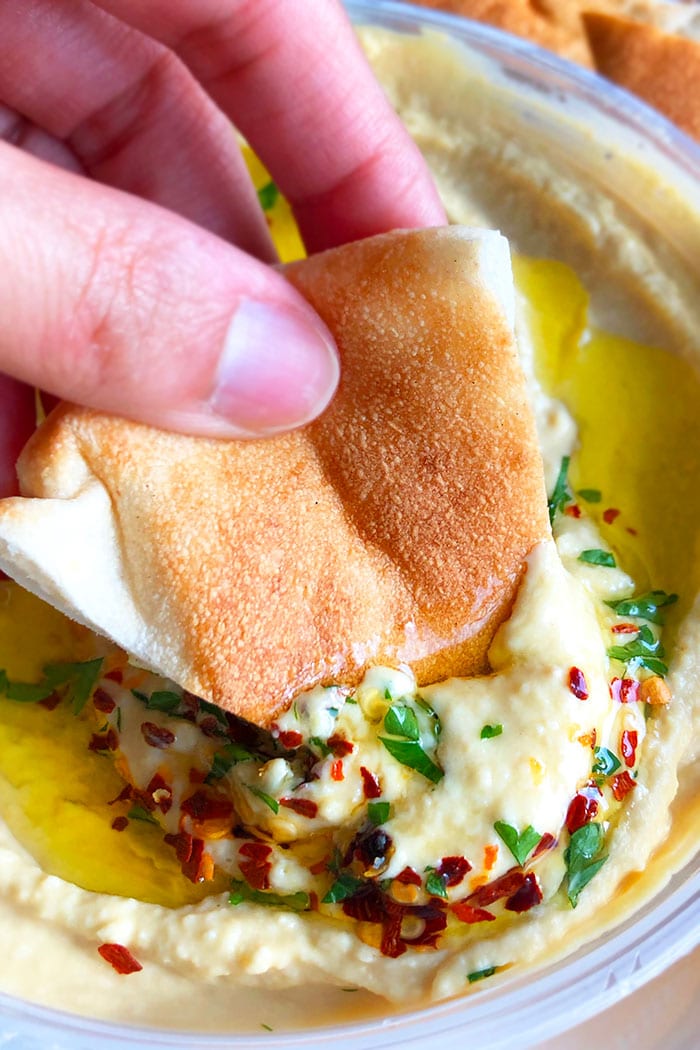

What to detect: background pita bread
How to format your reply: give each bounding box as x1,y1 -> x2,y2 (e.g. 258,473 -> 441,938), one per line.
0,228 -> 549,726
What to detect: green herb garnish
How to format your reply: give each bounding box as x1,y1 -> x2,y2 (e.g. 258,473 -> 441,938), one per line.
384,704 -> 420,740
206,742 -> 255,782
257,180 -> 279,211
480,724 -> 503,740
144,690 -> 181,714
0,658 -> 103,714
309,736 -> 332,757
578,549 -> 616,568
367,801 -> 391,826
127,805 -> 159,825
605,590 -> 678,625
245,785 -> 279,814
494,821 -> 541,867
229,880 -> 309,911
322,872 -> 365,904
608,624 -> 667,675
468,966 -> 496,984
592,747 -> 621,777
548,456 -> 572,525
577,488 -> 602,503
425,869 -> 448,899
565,822 -> 608,907
379,737 -> 444,783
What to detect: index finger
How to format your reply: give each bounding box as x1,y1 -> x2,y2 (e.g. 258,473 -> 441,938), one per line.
89,0 -> 446,252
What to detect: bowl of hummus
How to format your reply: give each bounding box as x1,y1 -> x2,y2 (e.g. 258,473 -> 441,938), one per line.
0,2 -> 698,1047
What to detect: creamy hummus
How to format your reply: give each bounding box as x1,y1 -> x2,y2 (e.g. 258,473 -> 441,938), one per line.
0,24 -> 699,1035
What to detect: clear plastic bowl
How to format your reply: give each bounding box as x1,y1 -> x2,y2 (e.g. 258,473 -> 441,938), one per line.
1,2 -> 698,1047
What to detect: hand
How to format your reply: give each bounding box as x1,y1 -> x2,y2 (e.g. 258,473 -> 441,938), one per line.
0,0 -> 446,496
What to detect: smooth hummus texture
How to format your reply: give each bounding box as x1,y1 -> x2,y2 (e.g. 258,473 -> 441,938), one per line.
0,25 -> 698,1034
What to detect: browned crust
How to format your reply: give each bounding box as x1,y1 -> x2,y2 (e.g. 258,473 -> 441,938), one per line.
583,11 -> 700,141
16,229 -> 549,726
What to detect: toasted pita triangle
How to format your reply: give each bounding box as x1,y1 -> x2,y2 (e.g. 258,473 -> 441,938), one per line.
0,228 -> 549,726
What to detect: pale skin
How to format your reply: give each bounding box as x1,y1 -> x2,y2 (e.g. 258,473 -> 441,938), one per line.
0,0 -> 445,496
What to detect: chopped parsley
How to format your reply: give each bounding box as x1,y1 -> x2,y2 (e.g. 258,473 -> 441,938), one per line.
592,747 -> 621,777
379,702 -> 444,784
229,880 -> 309,911
367,801 -> 391,827
245,785 -> 279,814
467,966 -> 497,984
480,723 -> 503,739
605,590 -> 678,625
578,548 -> 616,568
548,456 -> 572,524
425,868 -> 448,900
494,821 -> 541,867
0,658 -> 103,713
322,872 -> 365,904
143,690 -> 181,714
577,488 -> 602,503
565,822 -> 608,907
608,624 -> 668,675
309,736 -> 332,758
257,180 -> 279,211
206,742 -> 255,783
127,805 -> 159,825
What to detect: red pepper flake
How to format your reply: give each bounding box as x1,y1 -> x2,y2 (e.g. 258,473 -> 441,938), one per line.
327,734 -> 355,757
189,767 -> 207,784
182,838 -> 211,883
199,715 -> 221,738
38,692 -> 62,711
610,678 -> 640,704
483,844 -> 499,871
181,789 -> 233,823
278,730 -> 303,749
532,832 -> 557,859
611,623 -> 639,635
360,766 -> 382,799
93,688 -> 116,714
395,866 -> 423,886
611,771 -> 637,801
239,841 -> 273,891
146,773 -> 173,814
568,667 -> 589,700
104,669 -> 124,684
451,901 -> 496,924
603,508 -> 620,524
330,759 -> 344,782
88,727 -> 118,752
564,504 -> 582,518
164,830 -> 193,865
111,816 -> 129,832
566,793 -> 599,834
140,722 -> 175,749
309,856 -> 330,876
309,891 -> 320,911
436,856 -> 472,887
620,729 -> 638,768
97,943 -> 142,975
280,797 -> 319,819
109,784 -> 134,806
578,729 -> 597,749
626,527 -> 638,536
466,869 -> 525,908
504,872 -> 543,913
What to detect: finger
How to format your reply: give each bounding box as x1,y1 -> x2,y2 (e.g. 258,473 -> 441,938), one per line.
89,0 -> 447,251
0,0 -> 273,258
0,145 -> 339,438
0,104 -> 83,173
0,376 -> 36,498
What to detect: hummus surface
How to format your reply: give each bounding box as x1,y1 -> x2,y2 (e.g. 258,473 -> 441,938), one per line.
0,25 -> 699,1035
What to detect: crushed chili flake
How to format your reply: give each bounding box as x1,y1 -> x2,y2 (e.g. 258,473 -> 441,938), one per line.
164,830 -> 193,865
181,837 -> 213,883
566,794 -> 599,834
93,688 -> 116,713
199,715 -> 221,738
610,678 -> 640,704
88,727 -> 118,752
239,841 -> 273,891
327,734 -> 355,757
611,623 -> 639,635
611,771 -> 637,801
38,691 -> 62,711
564,504 -> 582,518
360,766 -> 382,799
309,891 -> 320,911
278,730 -> 303,749
578,729 -> 597,749
104,669 -> 124,684
341,884 -> 446,958
395,866 -> 423,886
603,507 -> 620,524
145,772 -> 173,813
97,943 -> 142,975
626,526 -> 638,536
109,784 -> 133,806
111,816 -> 129,832
620,729 -> 638,768
181,789 -> 233,823
451,901 -> 496,924
280,797 -> 319,819
436,856 -> 472,887
568,667 -> 589,700
532,832 -> 557,859
140,721 -> 175,749
466,869 -> 525,908
483,844 -> 499,871
309,856 -> 330,876
189,767 -> 207,784
330,759 -> 344,782
505,872 -> 543,913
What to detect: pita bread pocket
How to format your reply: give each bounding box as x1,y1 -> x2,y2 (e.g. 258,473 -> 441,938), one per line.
583,11 -> 700,141
0,227 -> 549,727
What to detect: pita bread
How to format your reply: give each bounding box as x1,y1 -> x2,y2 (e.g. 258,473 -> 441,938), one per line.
0,228 -> 549,726
584,12 -> 700,141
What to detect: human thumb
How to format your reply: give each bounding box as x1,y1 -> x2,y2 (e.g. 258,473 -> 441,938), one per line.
0,146 -> 339,438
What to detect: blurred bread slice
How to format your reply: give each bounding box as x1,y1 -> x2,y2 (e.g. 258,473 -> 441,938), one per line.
0,228 -> 549,726
584,11 -> 700,140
